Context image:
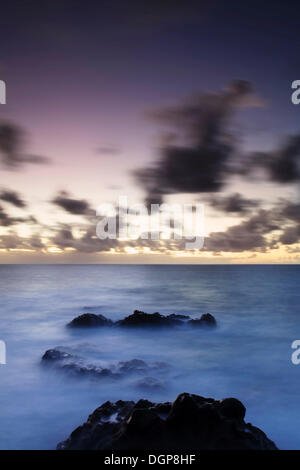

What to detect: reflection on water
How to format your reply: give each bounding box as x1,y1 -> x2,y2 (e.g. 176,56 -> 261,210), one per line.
0,264 -> 299,449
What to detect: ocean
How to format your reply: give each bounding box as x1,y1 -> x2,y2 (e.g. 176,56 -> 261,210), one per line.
0,264 -> 299,449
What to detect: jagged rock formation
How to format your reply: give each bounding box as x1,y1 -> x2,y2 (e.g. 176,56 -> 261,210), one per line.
57,392 -> 277,450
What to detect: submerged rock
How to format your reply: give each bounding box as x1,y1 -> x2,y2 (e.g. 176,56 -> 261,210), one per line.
67,310 -> 217,328
57,392 -> 277,450
42,349 -> 120,379
67,313 -> 113,328
134,376 -> 166,390
41,349 -> 167,382
188,313 -> 217,327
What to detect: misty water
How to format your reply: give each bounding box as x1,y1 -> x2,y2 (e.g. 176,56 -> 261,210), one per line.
0,264 -> 299,449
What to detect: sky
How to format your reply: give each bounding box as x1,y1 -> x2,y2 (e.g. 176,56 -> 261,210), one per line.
0,0 -> 299,263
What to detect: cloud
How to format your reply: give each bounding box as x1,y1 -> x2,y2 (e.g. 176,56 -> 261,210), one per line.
275,200 -> 300,245
204,200 -> 300,252
52,191 -> 93,216
1,202 -> 299,256
204,192 -> 261,215
0,121 -> 50,170
277,200 -> 300,223
0,202 -> 39,227
279,225 -> 300,245
136,81 -> 300,207
246,135 -> 300,184
0,205 -> 27,227
134,80 -> 253,205
51,224 -> 120,253
0,231 -> 44,250
204,209 -> 281,252
0,189 -> 26,208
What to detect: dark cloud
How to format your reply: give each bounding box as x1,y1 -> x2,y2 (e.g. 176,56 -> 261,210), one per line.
205,192 -> 261,215
0,121 -> 50,170
279,225 -> 300,245
246,135 -> 300,184
52,191 -> 93,215
275,200 -> 300,245
46,197 -> 300,255
0,205 -> 27,226
51,224 -> 119,253
136,82 -> 300,206
204,209 -> 281,252
0,189 -> 26,208
0,232 -> 44,250
203,200 -> 300,253
284,204 -> 300,223
135,80 -> 253,205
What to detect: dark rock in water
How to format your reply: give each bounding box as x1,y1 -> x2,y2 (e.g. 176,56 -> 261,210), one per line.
41,349 -> 167,382
67,313 -> 113,328
117,310 -> 177,327
57,392 -> 277,450
134,376 -> 165,390
118,359 -> 149,374
42,349 -> 121,380
188,313 -> 217,327
42,349 -> 74,362
68,310 -> 217,328
60,363 -> 118,379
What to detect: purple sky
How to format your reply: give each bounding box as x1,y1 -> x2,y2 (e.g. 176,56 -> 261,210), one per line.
0,1 -> 299,263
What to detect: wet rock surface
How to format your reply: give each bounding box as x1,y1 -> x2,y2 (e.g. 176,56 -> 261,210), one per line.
57,392 -> 277,450
68,310 -> 217,328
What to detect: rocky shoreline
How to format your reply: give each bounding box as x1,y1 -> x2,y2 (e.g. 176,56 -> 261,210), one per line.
57,392 -> 277,450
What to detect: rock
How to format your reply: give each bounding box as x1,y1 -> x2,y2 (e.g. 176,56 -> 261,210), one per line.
42,348 -> 120,380
41,349 -> 167,382
218,397 -> 246,421
117,310 -> 177,327
118,359 -> 149,374
134,376 -> 165,390
167,314 -> 190,320
67,313 -> 113,328
188,313 -> 217,327
67,310 -> 217,328
57,392 -> 277,450
42,349 -> 74,362
126,408 -> 163,435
